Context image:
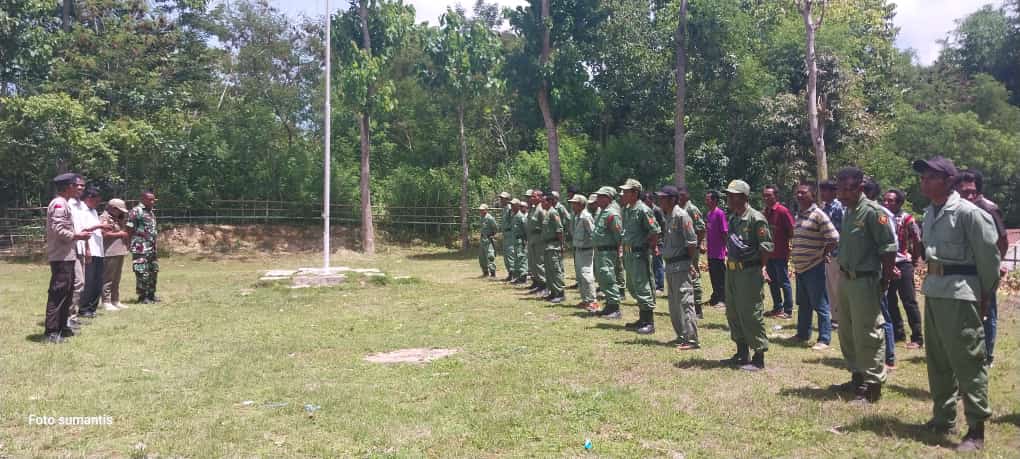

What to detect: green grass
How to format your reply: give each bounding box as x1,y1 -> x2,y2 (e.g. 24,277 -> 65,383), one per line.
1,247 -> 1018,457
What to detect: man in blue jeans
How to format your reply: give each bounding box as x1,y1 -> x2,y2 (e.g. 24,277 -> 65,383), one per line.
790,182 -> 839,349
763,185 -> 795,318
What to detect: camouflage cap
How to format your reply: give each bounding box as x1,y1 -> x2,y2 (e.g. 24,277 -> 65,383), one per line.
596,186 -> 617,198
724,180 -> 751,196
619,178 -> 642,191
567,194 -> 587,205
478,203 -> 490,210
498,191 -> 511,199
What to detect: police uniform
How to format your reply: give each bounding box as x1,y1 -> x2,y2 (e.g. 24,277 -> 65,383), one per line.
722,180 -> 773,368
478,204 -> 498,276
620,179 -> 661,333
914,157 -> 1000,446
660,187 -> 700,346
592,187 -> 624,317
44,174 -> 80,341
126,201 -> 160,302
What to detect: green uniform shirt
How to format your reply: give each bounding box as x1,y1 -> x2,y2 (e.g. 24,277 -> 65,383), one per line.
556,202 -> 572,238
500,204 -> 513,233
837,193 -> 896,273
727,206 -> 774,261
662,205 -> 698,270
621,200 -> 661,248
541,207 -> 564,250
480,213 -> 498,238
526,206 -> 546,242
572,208 -> 595,249
684,201 -> 706,233
921,191 -> 1002,301
511,210 -> 528,241
593,202 -> 623,248
126,203 -> 158,255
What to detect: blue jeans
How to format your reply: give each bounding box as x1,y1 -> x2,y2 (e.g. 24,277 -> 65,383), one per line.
984,293 -> 998,363
795,263 -> 831,344
880,293 -> 895,364
766,258 -> 793,314
652,253 -> 665,291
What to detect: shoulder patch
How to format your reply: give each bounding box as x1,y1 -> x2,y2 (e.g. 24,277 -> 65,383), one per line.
53,204 -> 62,209
877,214 -> 888,226
607,215 -> 614,225
758,226 -> 766,237
692,213 -> 700,221
648,216 -> 655,226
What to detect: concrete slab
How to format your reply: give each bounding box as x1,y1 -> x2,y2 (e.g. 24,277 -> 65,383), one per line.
292,274 -> 347,287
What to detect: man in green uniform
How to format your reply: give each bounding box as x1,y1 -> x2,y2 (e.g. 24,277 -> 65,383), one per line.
914,157 -> 1000,451
509,199 -> 529,284
570,194 -> 597,311
828,167 -> 897,403
498,192 -> 515,281
678,186 -> 707,318
514,200 -> 531,284
592,186 -> 624,318
619,179 -> 661,334
657,185 -> 700,349
477,203 -> 498,277
541,192 -> 566,303
127,190 -> 160,304
526,190 -> 547,294
720,180 -> 773,370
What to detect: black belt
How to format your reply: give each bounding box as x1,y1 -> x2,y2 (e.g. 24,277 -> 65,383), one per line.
664,256 -> 690,264
929,262 -> 977,276
726,259 -> 761,271
840,268 -> 877,280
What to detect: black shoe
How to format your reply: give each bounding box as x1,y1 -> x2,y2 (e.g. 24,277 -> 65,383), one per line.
596,304 -> 621,319
721,344 -> 750,366
527,284 -> 545,294
923,420 -> 956,435
489,270 -> 496,278
59,328 -> 76,338
45,332 -> 65,344
957,423 -> 984,452
635,310 -> 655,334
502,275 -> 514,282
851,383 -> 881,404
548,295 -> 565,304
624,319 -> 642,329
740,350 -> 765,371
80,311 -> 96,319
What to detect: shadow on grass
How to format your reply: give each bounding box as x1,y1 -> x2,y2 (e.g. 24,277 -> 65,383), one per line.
771,335 -> 810,349
885,383 -> 930,400
993,413 -> 1020,427
406,250 -> 476,261
615,338 -> 676,348
840,414 -> 955,447
674,358 -> 731,370
904,355 -> 925,364
802,357 -> 847,369
25,333 -> 46,343
778,386 -> 842,401
700,322 -> 729,331
591,322 -> 628,331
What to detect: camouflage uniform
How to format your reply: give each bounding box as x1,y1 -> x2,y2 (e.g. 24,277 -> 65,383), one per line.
126,203 -> 159,300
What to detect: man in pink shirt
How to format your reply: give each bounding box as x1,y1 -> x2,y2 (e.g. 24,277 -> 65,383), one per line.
704,190 -> 728,307
762,185 -> 795,318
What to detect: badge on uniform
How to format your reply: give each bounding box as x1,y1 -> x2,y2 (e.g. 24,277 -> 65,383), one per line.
877,214 -> 888,226
757,226 -> 766,237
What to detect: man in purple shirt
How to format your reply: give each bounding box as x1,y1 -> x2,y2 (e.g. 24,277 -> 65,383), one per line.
704,190 -> 728,307
763,185 -> 795,318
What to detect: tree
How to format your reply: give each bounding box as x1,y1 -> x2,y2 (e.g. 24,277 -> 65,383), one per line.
673,0 -> 689,186
422,8 -> 503,249
795,0 -> 828,182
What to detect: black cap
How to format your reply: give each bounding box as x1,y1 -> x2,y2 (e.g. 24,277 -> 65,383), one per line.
567,185 -> 578,194
52,173 -> 77,183
655,185 -> 680,198
912,156 -> 958,176
543,190 -> 556,200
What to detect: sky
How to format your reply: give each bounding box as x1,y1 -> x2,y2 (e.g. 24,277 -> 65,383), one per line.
269,0 -> 1006,66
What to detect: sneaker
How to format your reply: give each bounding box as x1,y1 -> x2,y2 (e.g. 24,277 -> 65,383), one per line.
676,342 -> 700,351
885,361 -> 897,371
763,310 -> 779,317
102,303 -> 121,312
548,295 -> 565,304
811,342 -> 830,351
115,302 -> 129,309
585,302 -> 601,313
45,332 -> 65,344
905,341 -> 922,350
775,312 -> 792,320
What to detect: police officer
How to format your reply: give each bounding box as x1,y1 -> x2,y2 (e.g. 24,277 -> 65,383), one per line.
569,194 -> 597,311
540,191 -> 566,303
619,179 -> 661,334
720,180 -> 773,371
592,187 -> 624,318
828,167 -> 896,403
914,157 -> 1000,451
477,203 -> 498,277
526,190 -> 547,294
657,185 -> 700,349
44,173 -> 94,343
498,192 -> 515,281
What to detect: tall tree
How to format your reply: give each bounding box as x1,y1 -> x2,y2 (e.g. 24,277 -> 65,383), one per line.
795,0 -> 827,181
422,8 -> 503,249
673,0 -> 689,186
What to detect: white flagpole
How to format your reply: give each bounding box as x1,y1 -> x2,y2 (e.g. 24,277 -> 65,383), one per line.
323,0 -> 332,269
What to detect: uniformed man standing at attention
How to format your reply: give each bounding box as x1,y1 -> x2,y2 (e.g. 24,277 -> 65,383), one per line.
540,192 -> 566,303
43,173 -> 94,343
677,186 -> 706,318
828,167 -> 896,403
526,190 -> 548,294
569,194 -> 597,312
509,199 -> 529,284
657,185 -> 700,350
127,190 -> 160,303
619,179 -> 661,335
477,203 -> 498,278
498,192 -> 515,281
720,180 -> 773,371
514,200 -> 531,285
592,186 -> 624,319
913,157 -> 1000,452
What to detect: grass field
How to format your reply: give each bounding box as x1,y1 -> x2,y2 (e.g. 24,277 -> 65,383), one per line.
1,246 -> 1018,457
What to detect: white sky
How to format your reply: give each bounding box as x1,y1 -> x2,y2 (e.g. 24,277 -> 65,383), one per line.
270,0 -> 1005,65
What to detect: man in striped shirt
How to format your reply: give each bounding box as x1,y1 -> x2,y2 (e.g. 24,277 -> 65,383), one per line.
791,181 -> 839,350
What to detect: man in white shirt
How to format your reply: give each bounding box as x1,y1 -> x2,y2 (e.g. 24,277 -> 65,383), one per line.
71,186 -> 111,319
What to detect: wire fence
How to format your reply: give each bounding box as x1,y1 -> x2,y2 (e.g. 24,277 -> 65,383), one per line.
0,200 -> 504,256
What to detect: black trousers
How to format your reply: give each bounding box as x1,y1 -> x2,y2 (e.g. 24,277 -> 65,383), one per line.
45,261 -> 75,334
886,260 -> 922,343
708,258 -> 726,304
79,257 -> 105,314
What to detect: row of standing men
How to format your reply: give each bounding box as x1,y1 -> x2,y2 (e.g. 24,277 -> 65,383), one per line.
476,156 -> 1006,452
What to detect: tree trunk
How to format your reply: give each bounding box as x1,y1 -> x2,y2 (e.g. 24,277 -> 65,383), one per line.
538,0 -> 561,192
801,1 -> 827,182
458,104 -> 470,250
358,0 -> 375,254
62,0 -> 72,32
673,0 -> 689,187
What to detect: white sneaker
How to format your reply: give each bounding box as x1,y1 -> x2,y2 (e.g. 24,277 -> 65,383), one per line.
102,303 -> 121,312
811,342 -> 830,351
114,302 -> 129,309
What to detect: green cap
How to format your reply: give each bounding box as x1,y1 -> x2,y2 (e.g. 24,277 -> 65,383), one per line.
596,186 -> 617,198
724,180 -> 751,196
619,178 -> 642,191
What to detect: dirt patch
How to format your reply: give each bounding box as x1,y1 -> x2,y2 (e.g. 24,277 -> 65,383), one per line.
364,348 -> 460,364
159,224 -> 362,254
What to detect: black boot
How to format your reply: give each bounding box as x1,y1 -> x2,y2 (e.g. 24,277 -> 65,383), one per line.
957,422 -> 985,452
851,383 -> 882,404
741,350 -> 765,371
489,269 -> 496,278
636,310 -> 655,334
721,344 -> 750,366
596,303 -> 621,319
830,372 -> 864,393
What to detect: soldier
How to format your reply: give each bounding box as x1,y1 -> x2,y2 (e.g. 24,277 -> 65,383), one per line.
587,193 -> 599,215
677,186 -> 707,317
569,194 -> 598,311
43,173 -> 94,343
514,200 -> 531,284
526,190 -> 547,294
828,167 -> 896,403
720,180 -> 773,371
508,199 -> 527,284
619,179 -> 661,334
127,190 -> 161,303
540,192 -> 566,303
477,203 -> 498,277
498,192 -> 515,281
914,157 -> 1000,451
657,186 -> 700,349
591,187 -> 624,319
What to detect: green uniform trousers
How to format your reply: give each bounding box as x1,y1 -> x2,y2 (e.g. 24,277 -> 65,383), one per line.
624,251 -> 656,311
724,265 -> 768,352
544,247 -> 565,296
596,249 -> 621,305
479,237 -> 496,273
132,253 -> 159,298
667,268 -> 698,344
513,240 -> 528,278
837,275 -> 887,385
616,253 -> 626,299
925,297 -> 990,429
528,240 -> 545,284
502,236 -> 515,275
692,255 -> 703,306
574,248 -> 596,302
